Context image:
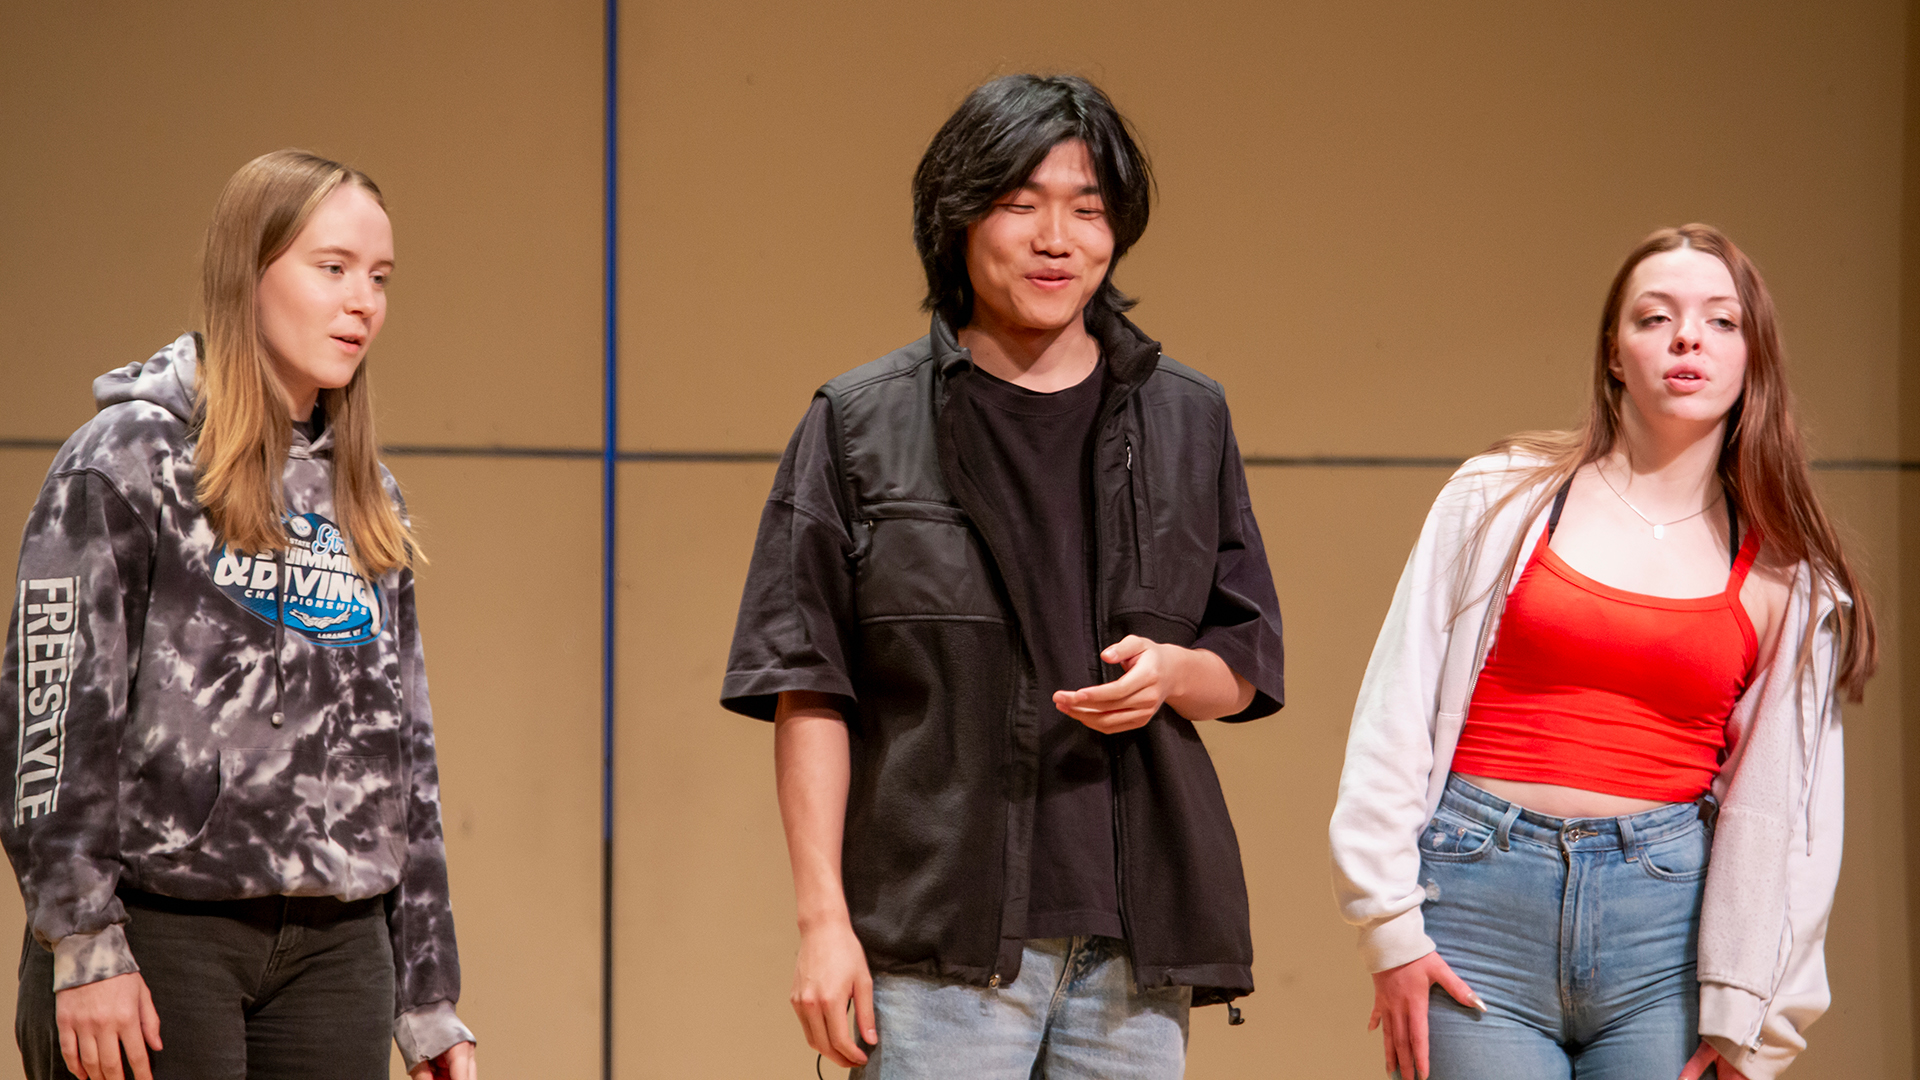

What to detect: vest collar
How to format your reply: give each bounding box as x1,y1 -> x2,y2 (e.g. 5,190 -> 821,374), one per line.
930,307 -> 1163,391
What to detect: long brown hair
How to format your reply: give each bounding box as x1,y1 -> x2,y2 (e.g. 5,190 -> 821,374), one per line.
1470,224 -> 1876,700
194,148 -> 417,577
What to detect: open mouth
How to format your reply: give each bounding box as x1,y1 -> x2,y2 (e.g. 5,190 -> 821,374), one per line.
332,334 -> 365,349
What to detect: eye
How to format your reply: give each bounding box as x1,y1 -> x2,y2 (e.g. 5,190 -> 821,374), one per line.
1075,206 -> 1106,219
1709,317 -> 1738,331
996,201 -> 1036,214
321,262 -> 345,276
372,271 -> 390,287
1637,314 -> 1669,328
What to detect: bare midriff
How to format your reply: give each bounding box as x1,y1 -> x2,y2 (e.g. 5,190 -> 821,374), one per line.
1456,774 -> 1668,819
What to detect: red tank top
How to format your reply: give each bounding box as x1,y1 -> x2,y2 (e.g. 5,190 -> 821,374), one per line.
1450,516 -> 1762,803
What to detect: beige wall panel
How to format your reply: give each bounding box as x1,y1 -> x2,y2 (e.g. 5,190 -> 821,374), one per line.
1905,0 -> 1920,467
1189,466 -> 1446,1076
1,2 -> 602,450
389,458 -> 604,1078
612,462 -> 822,1078
1904,471 -> 1920,1067
1904,1 -> 1920,1059
620,0 -> 1904,462
1785,471 -> 1908,1077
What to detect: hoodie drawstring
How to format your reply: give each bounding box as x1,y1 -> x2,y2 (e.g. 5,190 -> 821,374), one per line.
270,551 -> 286,727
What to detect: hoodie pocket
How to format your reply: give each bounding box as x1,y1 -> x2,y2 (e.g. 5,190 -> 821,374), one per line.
162,748 -> 295,852
324,753 -> 407,888
137,747 -> 405,900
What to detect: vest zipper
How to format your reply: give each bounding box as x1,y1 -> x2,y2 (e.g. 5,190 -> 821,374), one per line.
1125,436 -> 1156,588
1094,411 -> 1138,986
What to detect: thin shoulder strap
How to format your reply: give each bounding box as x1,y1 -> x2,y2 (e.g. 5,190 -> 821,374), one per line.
1728,529 -> 1762,590
1725,486 -> 1741,568
1546,476 -> 1573,537
1727,484 -> 1760,591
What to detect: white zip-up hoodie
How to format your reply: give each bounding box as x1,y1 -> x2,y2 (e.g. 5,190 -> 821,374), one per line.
1329,452 -> 1845,1080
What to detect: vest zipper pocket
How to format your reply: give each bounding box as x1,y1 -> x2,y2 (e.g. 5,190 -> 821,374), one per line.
1125,437 -> 1157,588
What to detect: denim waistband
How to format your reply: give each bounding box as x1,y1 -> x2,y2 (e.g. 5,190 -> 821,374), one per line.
1439,774 -> 1707,851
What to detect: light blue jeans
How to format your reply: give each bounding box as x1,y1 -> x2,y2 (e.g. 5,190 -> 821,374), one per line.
1419,776 -> 1716,1080
851,936 -> 1191,1080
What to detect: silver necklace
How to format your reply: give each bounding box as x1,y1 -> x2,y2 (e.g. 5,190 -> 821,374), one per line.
1595,464 -> 1721,540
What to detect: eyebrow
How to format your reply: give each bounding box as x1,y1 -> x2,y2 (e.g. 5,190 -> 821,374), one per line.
1636,290 -> 1739,305
1008,182 -> 1104,197
311,245 -> 394,268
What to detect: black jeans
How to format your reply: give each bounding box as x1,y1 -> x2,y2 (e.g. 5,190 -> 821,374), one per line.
17,890 -> 393,1080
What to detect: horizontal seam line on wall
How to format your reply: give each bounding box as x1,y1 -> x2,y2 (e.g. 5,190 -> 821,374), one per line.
1,439 -> 1916,471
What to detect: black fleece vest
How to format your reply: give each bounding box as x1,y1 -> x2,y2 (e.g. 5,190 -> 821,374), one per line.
815,315 -> 1258,1004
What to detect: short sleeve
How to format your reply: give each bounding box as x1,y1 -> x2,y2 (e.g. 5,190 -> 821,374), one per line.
1189,410 -> 1285,722
719,397 -> 860,720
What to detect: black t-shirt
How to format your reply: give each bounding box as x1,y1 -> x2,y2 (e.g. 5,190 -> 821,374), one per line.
945,361 -> 1122,941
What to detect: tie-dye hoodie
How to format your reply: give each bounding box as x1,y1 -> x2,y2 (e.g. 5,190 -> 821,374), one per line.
0,335 -> 472,1066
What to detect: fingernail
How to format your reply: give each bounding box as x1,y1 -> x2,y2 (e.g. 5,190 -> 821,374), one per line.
866,1029 -> 878,1042
1473,994 -> 1488,1012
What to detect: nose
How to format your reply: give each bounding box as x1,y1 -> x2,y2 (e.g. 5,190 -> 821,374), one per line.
1671,316 -> 1703,354
344,273 -> 378,316
1033,205 -> 1072,255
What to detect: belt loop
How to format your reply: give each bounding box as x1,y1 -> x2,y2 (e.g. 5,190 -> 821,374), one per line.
1616,815 -> 1638,863
1696,793 -> 1720,830
1495,804 -> 1521,852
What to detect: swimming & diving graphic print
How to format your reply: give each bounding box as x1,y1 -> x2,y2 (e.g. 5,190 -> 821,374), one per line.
210,513 -> 382,646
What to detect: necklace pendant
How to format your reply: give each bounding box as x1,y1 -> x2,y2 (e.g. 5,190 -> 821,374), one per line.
1653,524 -> 1665,540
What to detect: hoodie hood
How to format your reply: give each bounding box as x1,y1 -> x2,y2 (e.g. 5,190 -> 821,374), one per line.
94,333 -> 199,424
92,334 -> 334,456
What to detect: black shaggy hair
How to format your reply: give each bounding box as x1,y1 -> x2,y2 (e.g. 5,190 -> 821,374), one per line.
911,74 -> 1154,330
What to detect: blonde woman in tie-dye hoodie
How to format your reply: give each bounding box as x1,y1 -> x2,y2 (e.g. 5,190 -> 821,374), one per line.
2,150 -> 474,1080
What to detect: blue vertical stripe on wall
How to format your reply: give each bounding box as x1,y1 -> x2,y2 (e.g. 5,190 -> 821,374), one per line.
601,0 -> 619,1077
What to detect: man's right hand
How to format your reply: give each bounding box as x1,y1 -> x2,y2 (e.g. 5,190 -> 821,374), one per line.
55,971 -> 161,1080
790,919 -> 876,1069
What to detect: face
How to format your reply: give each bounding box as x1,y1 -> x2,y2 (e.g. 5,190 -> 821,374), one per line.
963,139 -> 1115,335
256,184 -> 393,416
1609,246 -> 1747,429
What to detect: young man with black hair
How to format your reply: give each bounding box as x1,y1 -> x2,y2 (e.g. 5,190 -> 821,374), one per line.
722,74 -> 1284,1078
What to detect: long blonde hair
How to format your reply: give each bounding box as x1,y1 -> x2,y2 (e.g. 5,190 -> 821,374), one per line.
194,148 -> 417,577
1469,224 -> 1876,700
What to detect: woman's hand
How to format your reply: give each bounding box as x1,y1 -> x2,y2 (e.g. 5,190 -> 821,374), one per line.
1052,637 -> 1253,732
408,1040 -> 476,1080
55,972 -> 161,1080
1680,1040 -> 1749,1080
1369,951 -> 1482,1080
790,918 -> 876,1068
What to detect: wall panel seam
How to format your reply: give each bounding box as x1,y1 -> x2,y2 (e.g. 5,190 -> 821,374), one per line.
2,440 -> 1917,471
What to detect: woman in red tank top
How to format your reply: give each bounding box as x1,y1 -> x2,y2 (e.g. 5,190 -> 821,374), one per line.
1332,226 -> 1877,1080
